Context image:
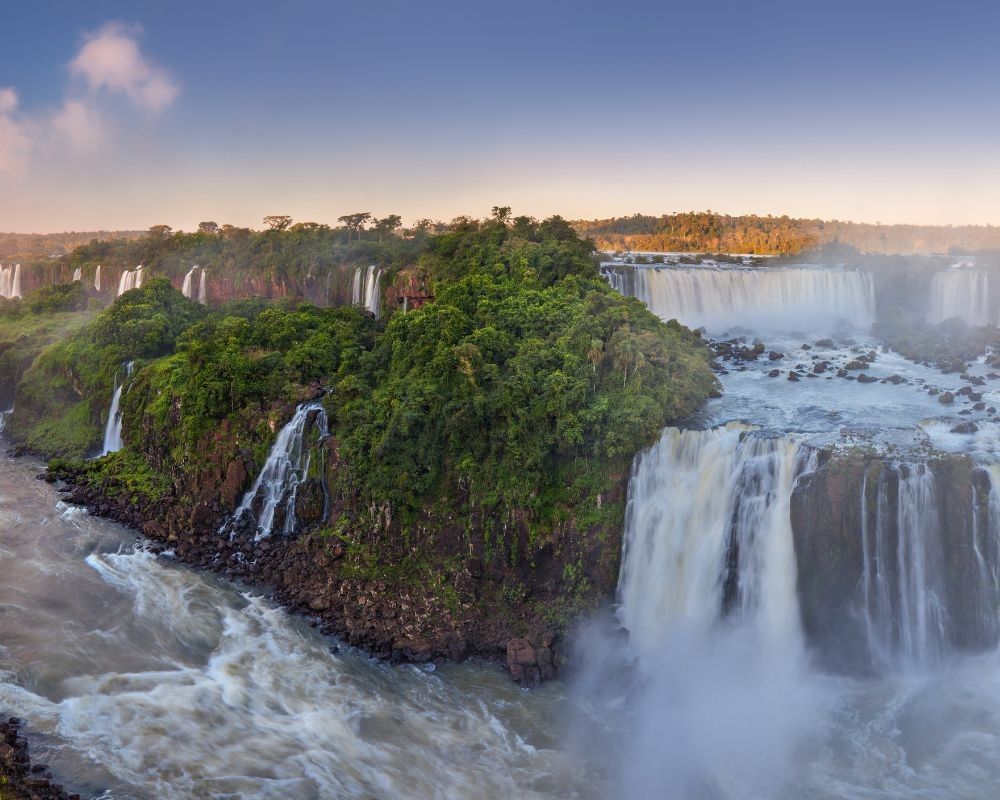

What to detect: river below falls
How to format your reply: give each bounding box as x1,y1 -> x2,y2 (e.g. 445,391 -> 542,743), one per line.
5,446 -> 1000,797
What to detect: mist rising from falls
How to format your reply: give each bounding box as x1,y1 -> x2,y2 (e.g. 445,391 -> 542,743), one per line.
117,266 -> 144,296
604,265 -> 875,331
594,425 -> 829,799
927,270 -> 992,325
352,265 -> 383,318
233,401 -> 328,539
0,264 -> 22,299
100,362 -> 135,457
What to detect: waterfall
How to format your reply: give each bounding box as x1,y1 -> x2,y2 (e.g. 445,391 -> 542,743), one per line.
0,407 -> 11,438
617,425 -> 812,664
100,362 -> 135,457
72,267 -> 83,282
0,264 -> 22,299
351,265 -> 383,318
614,266 -> 875,332
117,266 -> 144,297
860,463 -> 950,672
198,268 -> 208,304
181,266 -> 197,299
927,270 -> 992,325
95,264 -> 102,292
232,402 -> 328,539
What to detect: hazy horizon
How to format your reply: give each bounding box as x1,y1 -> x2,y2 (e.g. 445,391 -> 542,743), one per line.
4,0 -> 1000,231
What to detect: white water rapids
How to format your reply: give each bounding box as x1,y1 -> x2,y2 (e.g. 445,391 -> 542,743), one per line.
0,455 -> 590,799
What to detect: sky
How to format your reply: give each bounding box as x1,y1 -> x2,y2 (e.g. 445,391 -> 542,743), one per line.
2,0 -> 1000,232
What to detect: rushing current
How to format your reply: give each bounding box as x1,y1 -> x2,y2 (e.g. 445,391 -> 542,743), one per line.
118,267 -> 144,297
0,453 -> 591,800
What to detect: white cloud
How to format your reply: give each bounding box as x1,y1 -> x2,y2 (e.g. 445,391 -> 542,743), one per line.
52,99 -> 105,153
69,22 -> 178,112
0,88 -> 32,173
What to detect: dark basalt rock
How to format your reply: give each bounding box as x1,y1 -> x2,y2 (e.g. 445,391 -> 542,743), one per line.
939,391 -> 956,404
857,374 -> 878,384
0,718 -> 80,799
951,421 -> 979,434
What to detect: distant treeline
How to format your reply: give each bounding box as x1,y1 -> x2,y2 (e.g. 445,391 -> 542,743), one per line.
574,212 -> 1000,255
0,231 -> 145,260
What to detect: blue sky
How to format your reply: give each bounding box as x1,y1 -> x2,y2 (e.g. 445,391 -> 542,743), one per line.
1,0 -> 999,231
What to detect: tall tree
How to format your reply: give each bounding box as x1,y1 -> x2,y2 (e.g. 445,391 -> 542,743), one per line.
373,214 -> 402,242
197,221 -> 219,235
263,215 -> 293,231
337,212 -> 372,242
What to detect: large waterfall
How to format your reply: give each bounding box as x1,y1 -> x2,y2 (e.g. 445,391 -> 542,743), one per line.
352,265 -> 383,318
100,362 -> 135,456
618,425 -> 812,662
117,266 -> 144,296
232,401 -> 328,539
605,265 -> 876,331
0,264 -> 22,299
927,270 -> 992,325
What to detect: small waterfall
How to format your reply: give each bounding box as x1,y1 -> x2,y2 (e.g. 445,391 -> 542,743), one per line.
181,266 -> 197,299
615,266 -> 875,331
971,465 -> 1000,646
100,362 -> 135,456
927,270 -> 991,325
232,402 -> 329,539
617,425 -> 812,664
0,264 -> 22,299
117,266 -> 144,297
0,406 -> 11,438
72,267 -> 83,282
351,265 -> 383,318
860,463 -> 949,672
198,268 -> 207,304
94,264 -> 102,292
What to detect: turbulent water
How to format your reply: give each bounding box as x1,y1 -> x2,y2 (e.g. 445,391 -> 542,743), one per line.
0,454 -> 593,800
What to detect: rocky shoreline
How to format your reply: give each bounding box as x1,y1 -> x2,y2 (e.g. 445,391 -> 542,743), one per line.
50,473 -> 563,687
0,718 -> 78,800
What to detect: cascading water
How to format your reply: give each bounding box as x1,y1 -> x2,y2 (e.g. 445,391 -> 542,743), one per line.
613,266 -> 875,331
351,265 -> 383,318
232,401 -> 328,539
99,362 -> 135,457
618,424 -> 812,661
926,269 -> 992,325
94,264 -> 102,291
198,268 -> 207,304
117,266 -> 144,296
860,462 -> 949,672
72,267 -> 82,282
181,266 -> 197,298
0,263 -> 22,299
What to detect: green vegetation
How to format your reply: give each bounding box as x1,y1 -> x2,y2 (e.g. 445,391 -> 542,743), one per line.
7,212 -> 717,627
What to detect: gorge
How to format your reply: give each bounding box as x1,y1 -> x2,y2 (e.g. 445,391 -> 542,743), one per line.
4,223 -> 1000,798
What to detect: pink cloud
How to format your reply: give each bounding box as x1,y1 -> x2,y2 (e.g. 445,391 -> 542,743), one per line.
69,23 -> 179,112
0,88 -> 32,173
